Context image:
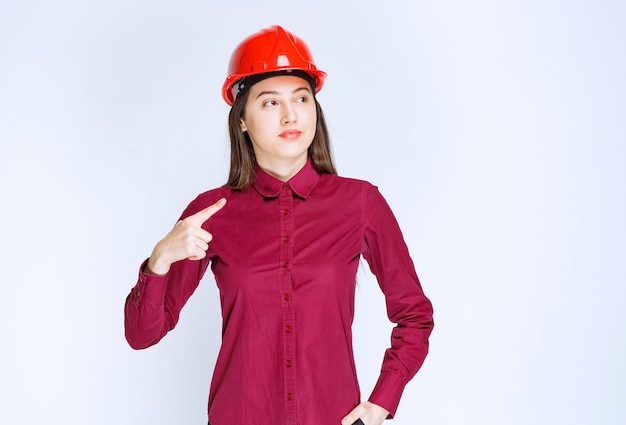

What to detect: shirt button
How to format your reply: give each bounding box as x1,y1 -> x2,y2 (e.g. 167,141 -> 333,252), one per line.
285,325 -> 292,334
136,290 -> 142,297
283,262 -> 289,268
283,236 -> 290,243
284,293 -> 291,301
287,392 -> 294,401
283,184 -> 290,191
282,209 -> 291,215
286,359 -> 292,367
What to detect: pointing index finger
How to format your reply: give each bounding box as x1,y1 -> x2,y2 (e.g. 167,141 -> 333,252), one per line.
188,198 -> 227,225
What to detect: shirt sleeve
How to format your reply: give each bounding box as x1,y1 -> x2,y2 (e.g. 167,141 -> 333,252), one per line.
361,183 -> 434,417
123,197 -> 213,350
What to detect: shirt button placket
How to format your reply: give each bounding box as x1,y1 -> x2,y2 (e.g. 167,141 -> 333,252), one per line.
278,182 -> 297,423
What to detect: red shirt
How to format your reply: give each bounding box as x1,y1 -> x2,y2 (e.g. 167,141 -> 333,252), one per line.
124,160 -> 433,425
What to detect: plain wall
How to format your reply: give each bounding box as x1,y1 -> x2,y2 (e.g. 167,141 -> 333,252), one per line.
1,1 -> 624,424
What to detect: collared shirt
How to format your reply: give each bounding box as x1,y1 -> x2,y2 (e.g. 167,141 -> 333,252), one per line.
124,160 -> 433,425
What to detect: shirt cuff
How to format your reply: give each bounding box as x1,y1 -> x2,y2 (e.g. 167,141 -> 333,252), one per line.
368,370 -> 407,418
133,259 -> 169,306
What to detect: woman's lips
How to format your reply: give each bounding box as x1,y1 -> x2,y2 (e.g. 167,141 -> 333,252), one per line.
279,130 -> 302,139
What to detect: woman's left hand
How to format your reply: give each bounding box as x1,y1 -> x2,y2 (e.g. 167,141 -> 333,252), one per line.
341,401 -> 389,425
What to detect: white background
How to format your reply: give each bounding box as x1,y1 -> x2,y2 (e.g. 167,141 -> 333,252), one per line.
1,1 -> 624,424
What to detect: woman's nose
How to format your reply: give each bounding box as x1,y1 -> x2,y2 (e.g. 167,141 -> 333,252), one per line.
282,104 -> 296,124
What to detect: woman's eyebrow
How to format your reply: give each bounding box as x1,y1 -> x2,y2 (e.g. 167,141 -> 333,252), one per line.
255,86 -> 311,100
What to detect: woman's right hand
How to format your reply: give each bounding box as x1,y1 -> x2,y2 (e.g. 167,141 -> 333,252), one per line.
145,198 -> 227,275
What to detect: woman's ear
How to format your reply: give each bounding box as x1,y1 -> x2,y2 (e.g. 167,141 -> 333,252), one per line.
240,118 -> 247,132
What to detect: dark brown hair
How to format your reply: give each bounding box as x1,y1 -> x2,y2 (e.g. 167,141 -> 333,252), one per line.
225,88 -> 337,190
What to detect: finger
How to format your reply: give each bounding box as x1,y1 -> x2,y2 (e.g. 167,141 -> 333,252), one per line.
187,246 -> 208,261
341,415 -> 361,425
188,253 -> 206,261
341,405 -> 366,425
195,238 -> 209,252
193,228 -> 213,244
173,219 -> 214,243
187,198 -> 227,225
186,234 -> 211,261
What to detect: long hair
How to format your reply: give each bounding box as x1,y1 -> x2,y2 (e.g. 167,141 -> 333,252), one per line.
225,89 -> 337,190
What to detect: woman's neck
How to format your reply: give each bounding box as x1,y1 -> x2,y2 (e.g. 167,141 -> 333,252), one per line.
257,157 -> 307,182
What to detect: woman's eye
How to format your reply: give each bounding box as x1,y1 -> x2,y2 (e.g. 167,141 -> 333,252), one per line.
296,96 -> 308,103
263,99 -> 278,107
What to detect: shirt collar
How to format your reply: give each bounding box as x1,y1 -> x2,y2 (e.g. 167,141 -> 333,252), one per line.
252,159 -> 320,199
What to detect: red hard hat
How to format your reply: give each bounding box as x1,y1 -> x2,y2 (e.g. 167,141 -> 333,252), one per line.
222,25 -> 327,106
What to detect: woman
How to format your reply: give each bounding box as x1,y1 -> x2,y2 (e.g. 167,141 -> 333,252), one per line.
124,25 -> 433,425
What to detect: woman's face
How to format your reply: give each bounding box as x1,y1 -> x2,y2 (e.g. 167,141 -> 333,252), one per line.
240,75 -> 317,171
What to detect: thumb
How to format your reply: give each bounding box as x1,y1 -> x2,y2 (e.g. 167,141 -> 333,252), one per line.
341,403 -> 366,425
188,198 -> 227,225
